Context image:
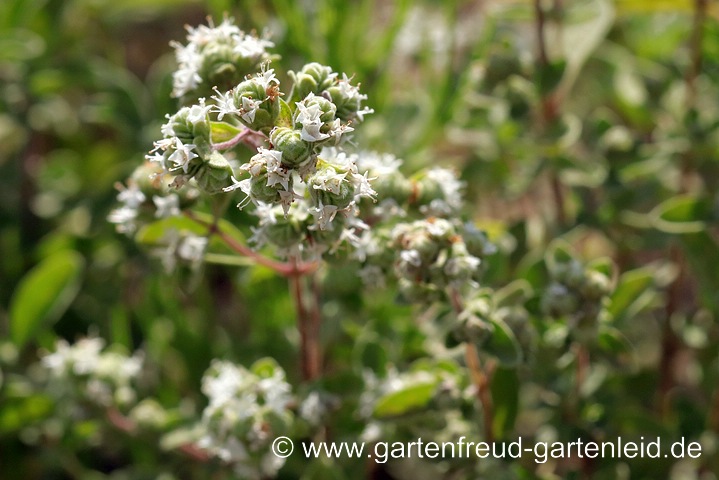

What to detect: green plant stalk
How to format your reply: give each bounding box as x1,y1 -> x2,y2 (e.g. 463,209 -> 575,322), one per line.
449,288 -> 495,443
534,0 -> 567,228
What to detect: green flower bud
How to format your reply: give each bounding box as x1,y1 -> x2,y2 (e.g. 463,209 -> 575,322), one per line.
554,260 -> 585,289
580,270 -> 612,300
307,161 -> 355,210
200,43 -> 244,93
270,127 -> 313,168
194,151 -> 235,194
232,78 -> 280,132
370,171 -> 413,204
264,214 -> 304,249
289,62 -> 336,102
164,103 -> 212,144
541,282 -> 579,318
249,172 -> 290,204
397,278 -> 443,305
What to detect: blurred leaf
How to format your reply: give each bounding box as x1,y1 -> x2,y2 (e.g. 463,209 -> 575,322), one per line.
597,326 -> 632,354
651,195 -> 709,234
491,367 -> 519,439
494,280 -> 533,308
482,318 -> 522,366
373,381 -> 437,418
558,0 -> 615,97
0,28 -> 45,61
537,60 -> 566,95
10,250 -> 84,349
609,267 -> 655,321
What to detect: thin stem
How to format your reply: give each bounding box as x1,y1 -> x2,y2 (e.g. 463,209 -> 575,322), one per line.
449,289 -> 495,443
535,0 -> 566,227
212,128 -> 267,151
106,407 -> 210,462
686,0 -> 707,109
184,211 -> 318,277
465,343 -> 496,444
573,342 -> 589,397
290,261 -> 321,381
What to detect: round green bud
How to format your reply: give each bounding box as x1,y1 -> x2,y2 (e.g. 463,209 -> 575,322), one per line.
265,215 -> 304,249
232,78 -> 280,132
306,163 -> 355,210
554,260 -> 585,289
249,173 -> 283,204
397,278 -> 442,305
270,127 -> 313,168
370,171 -> 413,204
194,151 -> 235,194
541,283 -> 579,318
289,62 -> 336,101
580,270 -> 612,300
201,43 -> 242,92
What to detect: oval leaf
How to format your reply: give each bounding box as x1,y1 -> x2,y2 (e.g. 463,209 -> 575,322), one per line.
373,381 -> 437,418
482,318 -> 522,367
10,250 -> 84,349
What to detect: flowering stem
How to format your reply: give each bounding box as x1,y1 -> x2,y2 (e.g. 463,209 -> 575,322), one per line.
290,259 -> 322,381
183,211 -> 318,277
449,289 -> 495,443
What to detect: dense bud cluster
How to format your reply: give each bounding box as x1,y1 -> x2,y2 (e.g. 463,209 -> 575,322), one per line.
171,18 -> 275,102
541,256 -> 614,341
357,217 -> 495,303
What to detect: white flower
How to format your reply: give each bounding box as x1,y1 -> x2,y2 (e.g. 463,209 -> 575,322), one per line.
240,96 -> 262,123
295,95 -> 330,142
400,249 -> 422,267
355,151 -> 403,176
187,98 -> 211,124
299,392 -> 325,425
117,184 -> 146,209
211,87 -> 242,121
153,194 -> 180,218
311,202 -> 340,230
167,138 -> 198,173
177,235 -> 208,263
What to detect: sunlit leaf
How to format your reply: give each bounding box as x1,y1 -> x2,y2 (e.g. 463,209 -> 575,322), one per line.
10,250 -> 84,349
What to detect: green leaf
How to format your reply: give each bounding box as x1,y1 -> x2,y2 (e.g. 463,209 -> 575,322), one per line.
597,326 -> 632,354
482,318 -> 522,367
537,60 -> 566,95
651,195 -> 708,234
136,213 -> 245,247
276,98 -> 294,128
210,121 -> 243,144
556,0 -> 615,97
491,367 -> 519,439
373,381 -> 437,418
494,280 -> 533,308
609,267 -> 656,321
10,250 -> 84,349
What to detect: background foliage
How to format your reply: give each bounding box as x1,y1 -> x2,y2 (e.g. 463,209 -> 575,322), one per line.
1,0 -> 719,478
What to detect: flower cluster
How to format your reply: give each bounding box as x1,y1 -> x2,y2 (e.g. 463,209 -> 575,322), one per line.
108,161 -> 198,234
42,337 -> 144,407
541,254 -> 614,341
358,217 -> 495,303
197,359 -> 293,479
171,17 -> 274,102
